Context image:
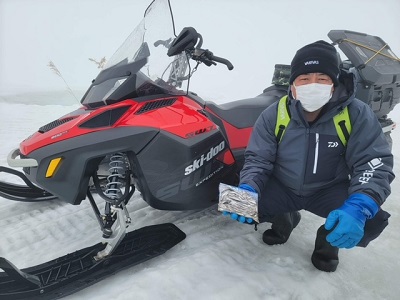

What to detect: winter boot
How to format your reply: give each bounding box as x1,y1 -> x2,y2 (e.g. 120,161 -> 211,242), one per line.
311,225 -> 339,272
262,211 -> 301,245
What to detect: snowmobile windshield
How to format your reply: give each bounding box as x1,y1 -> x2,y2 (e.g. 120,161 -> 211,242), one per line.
81,0 -> 188,108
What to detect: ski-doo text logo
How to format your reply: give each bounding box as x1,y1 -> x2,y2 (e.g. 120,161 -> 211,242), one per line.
304,60 -> 319,65
359,158 -> 384,185
184,141 -> 225,175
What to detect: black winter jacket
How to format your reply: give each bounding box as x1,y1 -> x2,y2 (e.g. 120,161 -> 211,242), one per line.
240,71 -> 395,205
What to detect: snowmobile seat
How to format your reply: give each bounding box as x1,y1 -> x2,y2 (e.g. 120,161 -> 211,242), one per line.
205,85 -> 287,129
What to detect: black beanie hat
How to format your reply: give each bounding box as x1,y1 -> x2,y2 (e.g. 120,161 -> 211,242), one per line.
289,40 -> 340,86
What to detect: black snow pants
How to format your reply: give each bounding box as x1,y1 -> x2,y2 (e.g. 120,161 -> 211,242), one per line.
257,176 -> 391,247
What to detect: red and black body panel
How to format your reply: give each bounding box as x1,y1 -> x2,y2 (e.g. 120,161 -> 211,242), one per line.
21,126 -> 158,205
20,95 -> 236,209
202,91 -> 280,171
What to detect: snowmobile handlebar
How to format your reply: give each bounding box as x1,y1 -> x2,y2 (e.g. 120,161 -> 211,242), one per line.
210,54 -> 234,70
192,49 -> 234,70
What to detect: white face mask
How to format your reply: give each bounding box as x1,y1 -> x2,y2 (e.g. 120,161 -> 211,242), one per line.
294,83 -> 333,112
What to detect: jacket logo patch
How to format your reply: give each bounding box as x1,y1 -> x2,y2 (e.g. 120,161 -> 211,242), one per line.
328,142 -> 338,147
359,158 -> 383,184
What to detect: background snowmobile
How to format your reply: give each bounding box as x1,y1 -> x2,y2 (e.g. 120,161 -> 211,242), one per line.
0,0 -> 399,298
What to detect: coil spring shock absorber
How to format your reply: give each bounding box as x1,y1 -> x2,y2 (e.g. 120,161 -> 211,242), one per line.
105,153 -> 125,203
92,152 -> 134,238
103,153 -> 126,238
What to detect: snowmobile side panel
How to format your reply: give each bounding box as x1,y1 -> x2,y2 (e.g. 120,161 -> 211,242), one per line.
23,127 -> 159,205
134,129 -> 236,210
206,109 -> 253,151
0,223 -> 186,300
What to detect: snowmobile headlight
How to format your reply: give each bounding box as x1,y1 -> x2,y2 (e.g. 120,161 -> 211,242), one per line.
46,157 -> 63,178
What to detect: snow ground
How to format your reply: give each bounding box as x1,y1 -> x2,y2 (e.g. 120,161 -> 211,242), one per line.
0,100 -> 399,300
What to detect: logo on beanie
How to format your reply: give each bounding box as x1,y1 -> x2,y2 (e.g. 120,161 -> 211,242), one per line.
304,60 -> 319,65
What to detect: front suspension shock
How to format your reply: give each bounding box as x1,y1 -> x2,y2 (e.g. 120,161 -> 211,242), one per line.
105,153 -> 125,202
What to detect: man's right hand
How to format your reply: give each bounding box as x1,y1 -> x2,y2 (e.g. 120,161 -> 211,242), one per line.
222,211 -> 255,223
221,184 -> 257,224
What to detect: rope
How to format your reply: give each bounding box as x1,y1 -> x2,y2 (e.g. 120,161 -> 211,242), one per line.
365,44 -> 388,65
341,38 -> 400,63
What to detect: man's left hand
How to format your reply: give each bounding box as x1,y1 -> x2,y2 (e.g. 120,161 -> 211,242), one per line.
324,193 -> 379,249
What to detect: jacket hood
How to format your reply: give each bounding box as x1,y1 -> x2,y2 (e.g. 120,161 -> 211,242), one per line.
328,69 -> 356,107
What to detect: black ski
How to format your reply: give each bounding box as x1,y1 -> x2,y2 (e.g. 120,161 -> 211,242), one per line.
0,166 -> 56,202
0,223 -> 186,299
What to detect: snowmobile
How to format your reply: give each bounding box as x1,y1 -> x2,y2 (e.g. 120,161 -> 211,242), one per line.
0,0 -> 399,298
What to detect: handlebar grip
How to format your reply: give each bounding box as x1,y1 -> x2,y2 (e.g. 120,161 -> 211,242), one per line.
211,55 -> 234,70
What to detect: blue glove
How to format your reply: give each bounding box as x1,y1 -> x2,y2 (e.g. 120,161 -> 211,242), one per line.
325,193 -> 379,249
238,183 -> 257,193
222,211 -> 254,223
222,184 -> 257,224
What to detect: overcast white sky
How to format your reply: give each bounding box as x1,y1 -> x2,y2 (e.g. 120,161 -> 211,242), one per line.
1,0 -> 400,100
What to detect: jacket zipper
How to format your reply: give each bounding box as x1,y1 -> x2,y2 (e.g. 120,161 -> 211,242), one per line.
299,127 -> 310,195
313,133 -> 319,174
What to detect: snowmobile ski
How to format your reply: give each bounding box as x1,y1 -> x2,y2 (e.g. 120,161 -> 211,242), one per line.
0,166 -> 56,202
0,223 -> 186,300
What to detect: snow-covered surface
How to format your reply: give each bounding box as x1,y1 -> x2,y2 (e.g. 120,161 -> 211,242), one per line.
1,0 -> 400,299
